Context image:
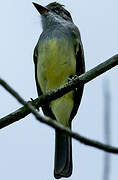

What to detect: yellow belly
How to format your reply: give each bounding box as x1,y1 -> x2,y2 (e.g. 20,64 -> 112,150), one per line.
37,38 -> 76,92
37,38 -> 76,126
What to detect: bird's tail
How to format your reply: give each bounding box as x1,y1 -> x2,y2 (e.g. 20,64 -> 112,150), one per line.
54,128 -> 72,179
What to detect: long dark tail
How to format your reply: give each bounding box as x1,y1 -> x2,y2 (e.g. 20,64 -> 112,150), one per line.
54,129 -> 72,179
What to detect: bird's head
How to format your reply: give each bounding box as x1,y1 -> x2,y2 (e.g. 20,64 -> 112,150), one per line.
33,2 -> 73,22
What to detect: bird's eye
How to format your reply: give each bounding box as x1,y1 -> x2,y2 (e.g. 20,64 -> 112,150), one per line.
54,7 -> 59,10
53,7 -> 59,13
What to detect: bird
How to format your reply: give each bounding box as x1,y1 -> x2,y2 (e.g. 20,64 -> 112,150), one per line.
33,2 -> 85,179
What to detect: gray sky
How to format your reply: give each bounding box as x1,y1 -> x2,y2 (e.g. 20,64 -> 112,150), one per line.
0,0 -> 118,179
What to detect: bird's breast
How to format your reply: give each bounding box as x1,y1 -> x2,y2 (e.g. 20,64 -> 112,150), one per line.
37,37 -> 76,93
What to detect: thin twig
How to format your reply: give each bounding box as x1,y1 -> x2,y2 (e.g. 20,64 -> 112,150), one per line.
0,78 -> 118,154
103,80 -> 111,180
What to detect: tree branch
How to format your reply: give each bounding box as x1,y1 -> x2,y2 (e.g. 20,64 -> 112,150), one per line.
0,54 -> 118,129
0,78 -> 118,154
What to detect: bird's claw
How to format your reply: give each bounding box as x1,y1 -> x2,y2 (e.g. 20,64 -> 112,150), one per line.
67,75 -> 77,83
30,98 -> 40,111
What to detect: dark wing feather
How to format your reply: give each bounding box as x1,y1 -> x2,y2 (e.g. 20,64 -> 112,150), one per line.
69,41 -> 85,122
33,45 -> 55,119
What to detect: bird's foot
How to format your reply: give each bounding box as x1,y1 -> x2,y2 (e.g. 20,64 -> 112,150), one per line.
30,98 -> 40,111
67,75 -> 78,83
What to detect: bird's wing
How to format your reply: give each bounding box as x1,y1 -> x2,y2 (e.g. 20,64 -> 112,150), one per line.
33,44 -> 56,119
69,37 -> 85,122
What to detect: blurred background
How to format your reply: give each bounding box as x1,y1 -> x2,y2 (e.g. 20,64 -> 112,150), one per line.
0,0 -> 118,179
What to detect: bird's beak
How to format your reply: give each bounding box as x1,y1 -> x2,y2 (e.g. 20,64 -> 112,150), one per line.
32,2 -> 49,15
